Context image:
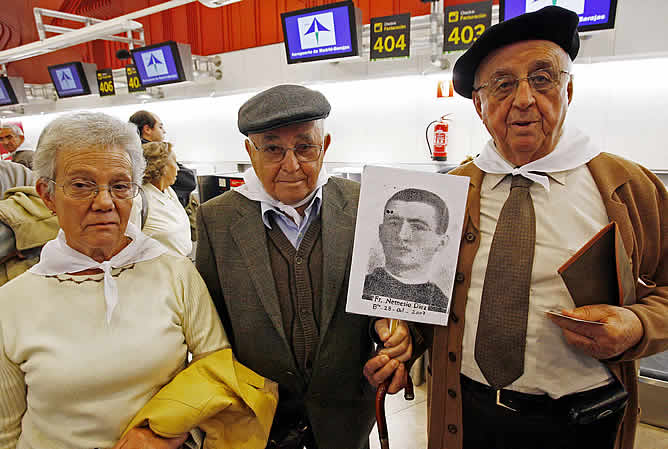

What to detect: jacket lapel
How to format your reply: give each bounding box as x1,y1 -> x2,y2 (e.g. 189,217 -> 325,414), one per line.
587,153 -> 635,260
319,180 -> 355,339
229,195 -> 289,344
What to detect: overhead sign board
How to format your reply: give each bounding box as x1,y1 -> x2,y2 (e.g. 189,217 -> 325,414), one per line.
500,0 -> 618,31
130,41 -> 194,88
281,1 -> 362,64
0,77 -> 27,106
96,69 -> 115,97
370,13 -> 410,61
125,64 -> 145,93
47,61 -> 98,98
443,1 -> 492,53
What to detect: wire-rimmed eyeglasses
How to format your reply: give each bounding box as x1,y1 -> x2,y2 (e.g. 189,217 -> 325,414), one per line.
49,179 -> 140,200
249,139 -> 323,163
473,70 -> 571,100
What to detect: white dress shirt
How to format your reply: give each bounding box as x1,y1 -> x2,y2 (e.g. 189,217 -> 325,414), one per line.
460,166 -> 614,398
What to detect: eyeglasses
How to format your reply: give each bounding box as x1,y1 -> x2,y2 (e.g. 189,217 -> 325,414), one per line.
250,140 -> 323,163
474,70 -> 570,100
50,179 -> 140,200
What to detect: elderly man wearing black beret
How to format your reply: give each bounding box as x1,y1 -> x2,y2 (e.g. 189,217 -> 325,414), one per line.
195,84 -> 412,449
389,6 -> 667,449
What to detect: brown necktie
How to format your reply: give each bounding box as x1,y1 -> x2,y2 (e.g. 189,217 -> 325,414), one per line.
475,175 -> 535,390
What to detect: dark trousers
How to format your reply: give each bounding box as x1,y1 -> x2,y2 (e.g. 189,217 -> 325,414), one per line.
461,377 -> 625,449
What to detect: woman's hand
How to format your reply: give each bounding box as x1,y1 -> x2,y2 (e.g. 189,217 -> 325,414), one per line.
111,428 -> 188,449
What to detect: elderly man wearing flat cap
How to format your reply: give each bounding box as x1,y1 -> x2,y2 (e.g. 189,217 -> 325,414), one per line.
389,6 -> 667,449
195,84 -> 412,449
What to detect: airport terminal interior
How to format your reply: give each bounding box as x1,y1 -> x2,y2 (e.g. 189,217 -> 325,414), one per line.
0,0 -> 666,448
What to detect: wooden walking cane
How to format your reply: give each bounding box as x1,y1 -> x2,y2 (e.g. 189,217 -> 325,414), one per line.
375,319 -> 414,449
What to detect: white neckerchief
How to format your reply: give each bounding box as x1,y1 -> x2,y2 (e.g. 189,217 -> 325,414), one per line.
234,166 -> 330,226
474,125 -> 601,190
30,223 -> 167,324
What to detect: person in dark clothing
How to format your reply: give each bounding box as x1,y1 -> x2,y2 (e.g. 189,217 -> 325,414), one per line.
129,110 -> 195,207
363,188 -> 450,312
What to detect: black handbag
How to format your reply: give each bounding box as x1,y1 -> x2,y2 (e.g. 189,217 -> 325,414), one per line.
564,378 -> 629,425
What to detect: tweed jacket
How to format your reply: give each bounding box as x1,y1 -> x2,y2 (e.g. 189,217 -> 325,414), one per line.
417,153 -> 667,449
195,177 -> 376,449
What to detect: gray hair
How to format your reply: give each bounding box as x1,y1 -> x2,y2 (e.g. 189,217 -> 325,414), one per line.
33,112 -> 145,186
0,123 -> 24,137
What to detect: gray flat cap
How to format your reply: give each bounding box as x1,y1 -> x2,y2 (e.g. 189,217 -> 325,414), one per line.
238,84 -> 331,136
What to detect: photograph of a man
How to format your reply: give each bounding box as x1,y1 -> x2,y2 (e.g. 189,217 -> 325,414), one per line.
363,188 -> 449,313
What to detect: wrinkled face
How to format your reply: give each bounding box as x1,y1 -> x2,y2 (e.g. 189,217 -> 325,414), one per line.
38,146 -> 134,261
379,200 -> 447,275
0,128 -> 24,152
473,40 -> 573,166
144,114 -> 165,142
164,152 -> 179,187
246,121 -> 330,206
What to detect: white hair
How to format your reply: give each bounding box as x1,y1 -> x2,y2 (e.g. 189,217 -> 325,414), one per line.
33,112 -> 145,186
0,123 -> 24,137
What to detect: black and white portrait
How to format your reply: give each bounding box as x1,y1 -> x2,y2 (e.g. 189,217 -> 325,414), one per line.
346,166 -> 468,326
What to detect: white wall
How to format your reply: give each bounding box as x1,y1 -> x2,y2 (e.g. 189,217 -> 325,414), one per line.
15,55 -> 668,171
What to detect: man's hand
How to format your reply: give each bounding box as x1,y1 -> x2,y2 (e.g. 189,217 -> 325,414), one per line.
363,319 -> 413,394
374,319 -> 412,362
363,355 -> 408,394
111,428 -> 188,449
547,304 -> 644,360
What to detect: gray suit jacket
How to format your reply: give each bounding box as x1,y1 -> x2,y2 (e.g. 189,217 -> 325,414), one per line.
196,177 -> 375,449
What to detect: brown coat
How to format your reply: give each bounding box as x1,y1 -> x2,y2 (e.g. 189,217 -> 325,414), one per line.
417,153 -> 668,449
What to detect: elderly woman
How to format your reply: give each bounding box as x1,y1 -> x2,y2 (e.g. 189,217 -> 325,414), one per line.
132,141 -> 192,257
0,112 -> 228,449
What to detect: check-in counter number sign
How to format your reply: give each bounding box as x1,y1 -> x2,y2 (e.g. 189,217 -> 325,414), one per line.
443,1 -> 492,53
96,69 -> 115,97
370,13 -> 410,60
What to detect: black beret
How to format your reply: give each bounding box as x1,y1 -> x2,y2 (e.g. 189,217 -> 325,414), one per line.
453,6 -> 580,99
238,84 -> 331,136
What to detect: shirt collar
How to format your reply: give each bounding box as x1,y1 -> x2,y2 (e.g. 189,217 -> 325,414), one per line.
489,170 -> 568,190
260,186 -> 324,229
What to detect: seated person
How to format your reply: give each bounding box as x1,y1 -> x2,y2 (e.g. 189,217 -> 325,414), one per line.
0,112 -> 228,449
131,141 -> 192,257
363,188 -> 450,312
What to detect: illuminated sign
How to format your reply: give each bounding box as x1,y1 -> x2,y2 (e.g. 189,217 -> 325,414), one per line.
281,1 -> 361,64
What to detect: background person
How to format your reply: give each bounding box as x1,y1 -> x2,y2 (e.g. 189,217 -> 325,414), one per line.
129,110 -> 197,208
363,188 -> 450,313
0,111 -> 229,449
11,149 -> 34,170
0,124 -> 31,162
131,141 -> 192,257
196,84 -> 412,449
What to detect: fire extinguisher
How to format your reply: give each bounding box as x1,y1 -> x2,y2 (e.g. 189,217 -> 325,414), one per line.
426,114 -> 451,161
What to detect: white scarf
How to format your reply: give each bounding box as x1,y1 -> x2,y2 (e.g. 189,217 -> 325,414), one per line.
30,223 -> 167,324
474,125 -> 601,190
234,166 -> 330,225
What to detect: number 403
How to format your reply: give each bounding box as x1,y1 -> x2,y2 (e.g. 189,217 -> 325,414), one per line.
448,24 -> 485,45
373,34 -> 407,53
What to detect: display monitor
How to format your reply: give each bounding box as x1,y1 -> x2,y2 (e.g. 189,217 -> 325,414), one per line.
130,41 -> 194,87
281,1 -> 362,64
0,77 -> 19,106
499,0 -> 618,32
48,62 -> 97,98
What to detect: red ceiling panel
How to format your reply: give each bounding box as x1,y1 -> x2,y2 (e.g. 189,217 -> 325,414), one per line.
5,0 -> 441,83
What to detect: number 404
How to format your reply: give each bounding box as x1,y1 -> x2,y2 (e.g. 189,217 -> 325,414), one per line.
373,34 -> 407,53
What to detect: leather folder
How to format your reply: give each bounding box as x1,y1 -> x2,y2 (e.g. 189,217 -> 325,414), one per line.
557,222 -> 636,307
